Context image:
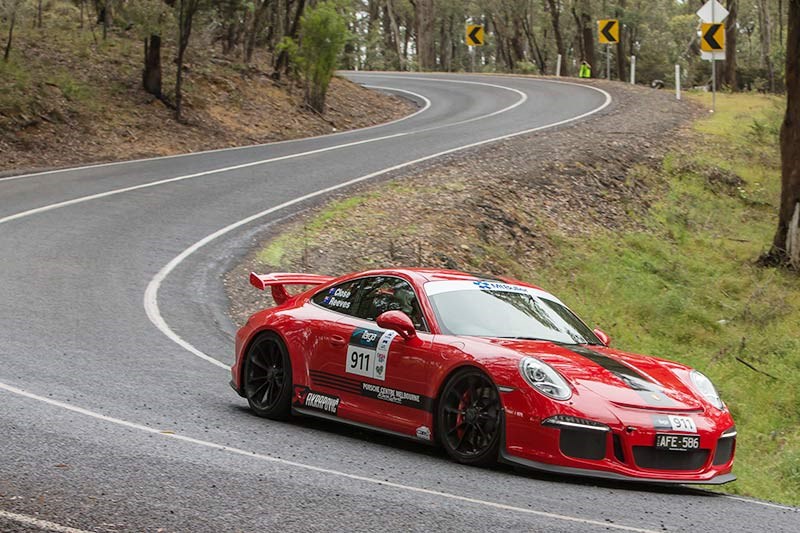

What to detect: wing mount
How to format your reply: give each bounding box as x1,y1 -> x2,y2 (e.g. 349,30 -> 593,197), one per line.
249,272 -> 334,305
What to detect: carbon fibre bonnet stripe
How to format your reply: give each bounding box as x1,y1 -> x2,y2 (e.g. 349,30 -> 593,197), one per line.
561,345 -> 680,408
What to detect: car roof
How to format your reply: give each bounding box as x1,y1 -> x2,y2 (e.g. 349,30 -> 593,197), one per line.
346,268 -> 545,291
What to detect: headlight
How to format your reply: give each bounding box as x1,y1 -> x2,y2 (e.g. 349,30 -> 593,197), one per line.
690,370 -> 724,409
519,357 -> 572,400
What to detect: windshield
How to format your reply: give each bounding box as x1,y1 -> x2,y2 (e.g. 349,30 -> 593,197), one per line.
425,280 -> 600,345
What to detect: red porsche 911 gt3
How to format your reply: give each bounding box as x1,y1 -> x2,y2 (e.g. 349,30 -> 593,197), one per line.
230,268 -> 736,484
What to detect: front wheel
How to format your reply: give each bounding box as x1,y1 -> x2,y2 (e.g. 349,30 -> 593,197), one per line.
437,368 -> 502,466
243,332 -> 292,420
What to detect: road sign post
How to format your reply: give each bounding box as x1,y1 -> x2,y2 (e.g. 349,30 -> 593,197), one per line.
598,19 -> 620,81
631,55 -> 636,84
556,54 -> 562,77
697,0 -> 729,113
676,64 -> 681,100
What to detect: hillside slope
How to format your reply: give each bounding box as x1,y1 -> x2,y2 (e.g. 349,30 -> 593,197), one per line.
0,5 -> 412,173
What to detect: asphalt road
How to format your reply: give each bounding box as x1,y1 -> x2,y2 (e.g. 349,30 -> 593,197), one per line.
1,73 -> 797,533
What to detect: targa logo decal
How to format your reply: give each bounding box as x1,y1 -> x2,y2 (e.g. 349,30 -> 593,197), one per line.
346,327 -> 397,381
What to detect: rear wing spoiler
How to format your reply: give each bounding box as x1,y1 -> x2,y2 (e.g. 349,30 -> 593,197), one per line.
249,272 -> 335,305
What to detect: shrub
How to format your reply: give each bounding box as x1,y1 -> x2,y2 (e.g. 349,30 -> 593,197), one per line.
294,2 -> 349,113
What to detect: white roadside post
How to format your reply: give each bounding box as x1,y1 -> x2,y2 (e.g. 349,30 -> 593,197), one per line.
630,55 -> 636,84
676,64 -> 681,100
556,54 -> 562,77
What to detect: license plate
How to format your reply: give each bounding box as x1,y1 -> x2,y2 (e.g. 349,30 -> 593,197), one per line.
655,433 -> 700,451
667,415 -> 696,433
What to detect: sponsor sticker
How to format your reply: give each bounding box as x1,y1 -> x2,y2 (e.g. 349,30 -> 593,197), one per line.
651,414 -> 697,433
472,280 -> 528,293
361,382 -> 432,410
416,426 -> 432,441
346,328 -> 396,381
294,386 -> 340,415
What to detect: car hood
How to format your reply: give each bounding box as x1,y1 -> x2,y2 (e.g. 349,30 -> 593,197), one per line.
479,338 -> 705,412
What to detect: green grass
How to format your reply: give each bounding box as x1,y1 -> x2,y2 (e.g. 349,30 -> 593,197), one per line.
538,93 -> 799,505
256,195 -> 373,267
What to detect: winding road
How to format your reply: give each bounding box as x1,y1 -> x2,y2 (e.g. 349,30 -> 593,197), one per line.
1,73 -> 796,532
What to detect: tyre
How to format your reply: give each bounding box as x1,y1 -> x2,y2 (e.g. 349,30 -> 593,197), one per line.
437,367 -> 502,466
243,332 -> 292,420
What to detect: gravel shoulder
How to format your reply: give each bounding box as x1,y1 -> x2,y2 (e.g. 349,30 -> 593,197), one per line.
224,79 -> 701,326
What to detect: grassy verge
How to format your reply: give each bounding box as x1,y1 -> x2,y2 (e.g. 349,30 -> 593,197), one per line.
539,93 -> 798,504
249,92 -> 798,505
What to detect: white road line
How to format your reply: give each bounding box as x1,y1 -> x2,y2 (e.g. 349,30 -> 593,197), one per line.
722,495 -> 798,511
144,79 -> 612,371
0,381 -> 658,533
0,509 -> 94,533
0,78 -> 522,227
0,85 -> 431,183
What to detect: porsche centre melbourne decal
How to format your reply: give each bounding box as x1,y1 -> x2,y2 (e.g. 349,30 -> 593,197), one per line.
345,327 -> 397,381
361,382 -> 433,410
294,386 -> 340,415
309,371 -> 433,412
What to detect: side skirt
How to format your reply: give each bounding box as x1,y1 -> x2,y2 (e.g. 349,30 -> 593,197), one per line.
292,407 -> 436,446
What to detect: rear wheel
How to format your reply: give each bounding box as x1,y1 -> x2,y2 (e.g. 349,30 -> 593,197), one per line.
243,332 -> 292,420
437,368 -> 502,466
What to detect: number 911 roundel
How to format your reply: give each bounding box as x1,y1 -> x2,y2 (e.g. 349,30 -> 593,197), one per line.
230,268 -> 736,484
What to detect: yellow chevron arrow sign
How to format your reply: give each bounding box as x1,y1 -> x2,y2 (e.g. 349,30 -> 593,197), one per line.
598,19 -> 619,44
701,22 -> 725,52
466,25 -> 484,46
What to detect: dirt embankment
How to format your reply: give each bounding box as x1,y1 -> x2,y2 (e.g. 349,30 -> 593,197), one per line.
0,23 -> 413,174
225,80 -> 700,326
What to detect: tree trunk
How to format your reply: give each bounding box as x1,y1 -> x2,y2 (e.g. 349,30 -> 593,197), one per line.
546,0 -> 568,76
273,0 -> 306,79
763,0 -> 800,267
37,0 -> 43,28
246,1 -> 273,64
758,0 -> 775,92
580,10 -> 595,73
439,15 -> 453,71
142,34 -> 162,99
724,0 -> 738,89
521,12 -> 546,73
386,0 -> 406,71
615,0 -> 627,82
175,0 -> 200,121
411,0 -> 436,70
4,10 -> 16,62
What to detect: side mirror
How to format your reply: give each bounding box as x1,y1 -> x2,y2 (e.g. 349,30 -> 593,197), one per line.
593,328 -> 611,347
377,311 -> 417,341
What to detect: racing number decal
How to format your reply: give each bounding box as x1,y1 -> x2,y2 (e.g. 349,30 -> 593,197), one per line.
346,327 -> 397,381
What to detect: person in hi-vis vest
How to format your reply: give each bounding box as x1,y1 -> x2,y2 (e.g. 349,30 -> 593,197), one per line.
579,61 -> 591,78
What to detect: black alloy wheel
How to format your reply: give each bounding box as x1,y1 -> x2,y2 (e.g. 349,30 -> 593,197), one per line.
437,368 -> 502,466
243,332 -> 292,420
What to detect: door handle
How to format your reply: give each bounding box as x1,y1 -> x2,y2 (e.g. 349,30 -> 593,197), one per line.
330,335 -> 346,347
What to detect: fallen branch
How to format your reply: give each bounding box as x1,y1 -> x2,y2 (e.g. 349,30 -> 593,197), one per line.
734,356 -> 780,381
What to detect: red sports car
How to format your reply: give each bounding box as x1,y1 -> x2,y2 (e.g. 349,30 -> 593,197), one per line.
230,268 -> 736,484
